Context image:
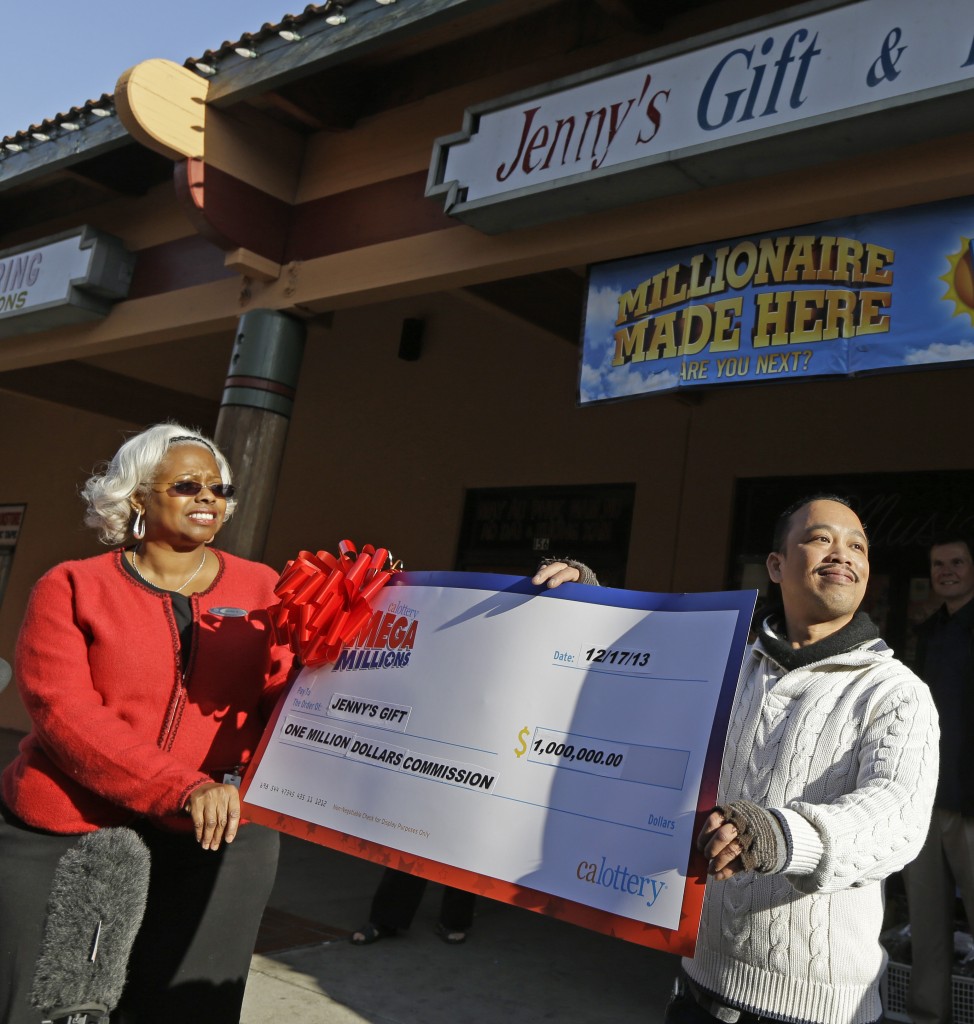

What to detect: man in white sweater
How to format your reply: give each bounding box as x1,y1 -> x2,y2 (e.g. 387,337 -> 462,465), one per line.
535,494 -> 939,1024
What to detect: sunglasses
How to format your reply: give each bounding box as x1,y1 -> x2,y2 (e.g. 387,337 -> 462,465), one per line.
148,479 -> 236,500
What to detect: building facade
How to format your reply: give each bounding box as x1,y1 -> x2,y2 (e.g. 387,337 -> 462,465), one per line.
1,0 -> 972,730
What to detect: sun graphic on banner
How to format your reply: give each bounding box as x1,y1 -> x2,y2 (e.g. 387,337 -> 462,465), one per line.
941,238 -> 974,325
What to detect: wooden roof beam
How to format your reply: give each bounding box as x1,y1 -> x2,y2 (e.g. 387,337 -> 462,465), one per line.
0,361 -> 219,429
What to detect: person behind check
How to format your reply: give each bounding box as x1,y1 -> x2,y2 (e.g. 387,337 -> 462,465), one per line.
533,495 -> 939,1024
0,423 -> 294,1024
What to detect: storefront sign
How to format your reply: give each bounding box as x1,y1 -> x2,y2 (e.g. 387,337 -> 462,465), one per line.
427,0 -> 974,231
579,195 -> 974,403
0,227 -> 136,337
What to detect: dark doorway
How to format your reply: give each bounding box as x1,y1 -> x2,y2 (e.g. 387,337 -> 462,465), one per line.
729,472 -> 974,663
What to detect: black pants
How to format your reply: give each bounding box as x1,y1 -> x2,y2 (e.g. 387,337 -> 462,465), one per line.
115,820 -> 279,1023
0,802 -> 82,1024
369,867 -> 475,932
0,803 -> 279,1024
665,984 -> 776,1024
664,973 -> 883,1024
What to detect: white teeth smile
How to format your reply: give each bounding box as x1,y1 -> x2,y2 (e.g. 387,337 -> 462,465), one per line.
189,513 -> 215,522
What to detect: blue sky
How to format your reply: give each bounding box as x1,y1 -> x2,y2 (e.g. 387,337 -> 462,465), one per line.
1,0 -> 286,137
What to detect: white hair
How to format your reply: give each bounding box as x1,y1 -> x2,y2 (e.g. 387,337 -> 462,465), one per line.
81,423 -> 236,545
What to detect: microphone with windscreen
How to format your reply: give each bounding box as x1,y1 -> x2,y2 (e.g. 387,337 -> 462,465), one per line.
0,657 -> 11,693
31,827 -> 151,1024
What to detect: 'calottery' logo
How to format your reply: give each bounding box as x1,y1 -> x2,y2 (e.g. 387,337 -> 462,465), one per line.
576,855 -> 667,908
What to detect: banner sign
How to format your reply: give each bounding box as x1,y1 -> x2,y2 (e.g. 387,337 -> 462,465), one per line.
427,0 -> 974,231
579,195 -> 974,403
243,572 -> 756,955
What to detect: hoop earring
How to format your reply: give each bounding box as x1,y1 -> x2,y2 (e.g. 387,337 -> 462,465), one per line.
132,509 -> 145,541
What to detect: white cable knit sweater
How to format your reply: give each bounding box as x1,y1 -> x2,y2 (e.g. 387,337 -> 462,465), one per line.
683,630 -> 939,1024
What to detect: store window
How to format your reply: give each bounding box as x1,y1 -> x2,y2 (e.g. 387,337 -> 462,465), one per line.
455,484 -> 635,589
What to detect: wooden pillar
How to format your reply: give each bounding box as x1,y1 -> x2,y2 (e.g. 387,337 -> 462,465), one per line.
213,309 -> 306,561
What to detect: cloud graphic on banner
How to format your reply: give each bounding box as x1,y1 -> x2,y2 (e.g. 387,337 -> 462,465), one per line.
581,362 -> 680,399
904,340 -> 974,365
620,368 -> 681,395
586,283 -> 620,328
581,361 -> 682,399
581,283 -> 685,399
580,284 -> 619,401
579,350 -> 613,402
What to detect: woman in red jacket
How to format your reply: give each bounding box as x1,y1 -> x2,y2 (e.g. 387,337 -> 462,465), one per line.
0,423 -> 294,1024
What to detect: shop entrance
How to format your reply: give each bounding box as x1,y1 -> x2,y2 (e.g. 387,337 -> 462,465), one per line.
728,471 -> 974,663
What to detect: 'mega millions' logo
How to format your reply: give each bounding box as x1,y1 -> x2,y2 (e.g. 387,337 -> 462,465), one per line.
333,599 -> 420,672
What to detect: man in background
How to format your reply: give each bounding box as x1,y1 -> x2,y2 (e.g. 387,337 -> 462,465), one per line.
905,534 -> 974,1024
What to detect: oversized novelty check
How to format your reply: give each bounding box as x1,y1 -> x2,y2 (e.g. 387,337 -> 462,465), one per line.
242,572 -> 755,955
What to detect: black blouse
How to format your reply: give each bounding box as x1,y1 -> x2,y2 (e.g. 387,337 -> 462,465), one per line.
122,552 -> 194,669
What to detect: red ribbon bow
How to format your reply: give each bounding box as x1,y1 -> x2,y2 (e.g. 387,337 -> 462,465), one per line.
270,541 -> 401,667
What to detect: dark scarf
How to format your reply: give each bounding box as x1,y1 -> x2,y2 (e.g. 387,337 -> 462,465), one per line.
758,610 -> 882,672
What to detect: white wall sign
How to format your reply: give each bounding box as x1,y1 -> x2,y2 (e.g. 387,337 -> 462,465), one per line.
0,226 -> 136,337
0,504 -> 25,614
427,0 -> 974,232
0,505 -> 25,548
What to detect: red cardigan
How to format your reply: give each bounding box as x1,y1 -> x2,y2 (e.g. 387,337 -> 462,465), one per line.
2,548 -> 294,833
